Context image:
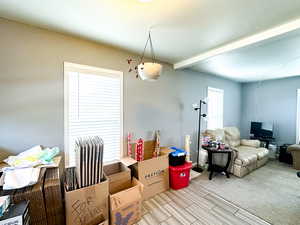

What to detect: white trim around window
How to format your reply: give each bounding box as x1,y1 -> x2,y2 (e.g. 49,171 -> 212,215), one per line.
207,87 -> 224,130
64,62 -> 124,167
296,89 -> 300,144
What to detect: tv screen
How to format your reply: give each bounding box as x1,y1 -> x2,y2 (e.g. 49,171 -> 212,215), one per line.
261,122 -> 273,131
251,121 -> 273,138
250,122 -> 261,134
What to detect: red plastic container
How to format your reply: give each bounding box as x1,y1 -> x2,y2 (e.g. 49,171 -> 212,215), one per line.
169,162 -> 192,190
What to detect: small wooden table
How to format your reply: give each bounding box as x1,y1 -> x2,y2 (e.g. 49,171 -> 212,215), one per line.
202,146 -> 232,180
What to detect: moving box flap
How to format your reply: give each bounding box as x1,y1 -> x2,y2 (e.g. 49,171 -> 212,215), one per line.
121,157 -> 137,167
110,178 -> 142,211
121,145 -> 172,167
98,219 -> 109,225
132,177 -> 144,193
103,162 -> 132,194
103,162 -> 130,182
160,147 -> 174,156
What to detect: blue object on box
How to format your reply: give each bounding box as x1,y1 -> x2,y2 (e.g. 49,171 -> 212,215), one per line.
170,147 -> 186,157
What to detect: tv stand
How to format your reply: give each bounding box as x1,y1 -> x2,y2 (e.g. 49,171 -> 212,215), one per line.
250,136 -> 275,149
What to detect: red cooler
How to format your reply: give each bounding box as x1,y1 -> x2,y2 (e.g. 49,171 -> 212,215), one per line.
169,162 -> 192,190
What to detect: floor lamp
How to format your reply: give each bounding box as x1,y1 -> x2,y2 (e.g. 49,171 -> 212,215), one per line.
192,99 -> 207,173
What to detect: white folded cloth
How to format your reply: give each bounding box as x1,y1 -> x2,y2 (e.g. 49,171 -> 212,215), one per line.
2,167 -> 41,190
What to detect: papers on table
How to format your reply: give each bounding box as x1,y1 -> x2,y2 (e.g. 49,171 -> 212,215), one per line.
2,167 -> 41,190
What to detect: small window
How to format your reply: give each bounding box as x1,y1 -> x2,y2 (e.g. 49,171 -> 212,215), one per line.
64,62 -> 123,167
207,87 -> 224,130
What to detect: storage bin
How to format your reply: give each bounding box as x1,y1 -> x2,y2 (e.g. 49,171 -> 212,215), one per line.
169,162 -> 192,190
169,148 -> 186,166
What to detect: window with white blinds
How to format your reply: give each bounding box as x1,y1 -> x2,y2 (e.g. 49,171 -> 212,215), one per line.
207,87 -> 224,130
64,62 -> 123,167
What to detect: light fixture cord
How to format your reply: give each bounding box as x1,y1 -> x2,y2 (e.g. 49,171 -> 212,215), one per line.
139,34 -> 150,64
139,30 -> 156,64
149,32 -> 156,63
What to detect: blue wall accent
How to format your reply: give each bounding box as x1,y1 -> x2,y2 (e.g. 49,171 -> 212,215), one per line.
241,76 -> 300,145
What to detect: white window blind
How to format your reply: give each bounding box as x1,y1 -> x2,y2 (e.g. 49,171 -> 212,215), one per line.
64,62 -> 123,167
207,87 -> 224,130
297,89 -> 300,144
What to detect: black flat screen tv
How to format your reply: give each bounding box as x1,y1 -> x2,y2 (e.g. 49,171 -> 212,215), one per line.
250,121 -> 273,138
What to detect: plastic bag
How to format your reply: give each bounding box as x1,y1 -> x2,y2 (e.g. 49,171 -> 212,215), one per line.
4,145 -> 60,168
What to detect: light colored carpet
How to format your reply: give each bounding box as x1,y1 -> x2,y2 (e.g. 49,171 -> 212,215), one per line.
196,160 -> 300,225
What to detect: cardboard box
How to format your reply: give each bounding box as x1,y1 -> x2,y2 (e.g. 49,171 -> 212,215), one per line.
103,162 -> 131,194
109,178 -> 143,225
99,219 -> 109,225
122,141 -> 172,200
65,176 -> 109,225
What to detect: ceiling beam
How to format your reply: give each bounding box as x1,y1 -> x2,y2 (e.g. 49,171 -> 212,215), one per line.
174,17 -> 300,70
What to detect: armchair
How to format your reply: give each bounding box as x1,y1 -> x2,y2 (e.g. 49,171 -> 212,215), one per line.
287,144 -> 300,170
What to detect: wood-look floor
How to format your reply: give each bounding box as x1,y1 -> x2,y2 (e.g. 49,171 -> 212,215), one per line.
137,179 -> 271,225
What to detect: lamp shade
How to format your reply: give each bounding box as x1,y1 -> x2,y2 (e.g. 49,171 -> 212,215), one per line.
138,62 -> 162,81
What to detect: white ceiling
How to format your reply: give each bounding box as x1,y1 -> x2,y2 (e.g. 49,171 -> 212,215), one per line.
1,0 -> 300,82
191,29 -> 300,82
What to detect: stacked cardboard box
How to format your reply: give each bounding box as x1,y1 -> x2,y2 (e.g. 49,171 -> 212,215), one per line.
44,167 -> 65,225
104,162 -> 143,225
9,168 -> 48,225
109,178 -> 143,225
103,162 -> 131,194
123,141 -> 171,200
0,157 -> 64,225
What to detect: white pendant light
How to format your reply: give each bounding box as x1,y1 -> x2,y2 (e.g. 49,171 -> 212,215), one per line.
138,30 -> 162,81
138,63 -> 162,81
137,30 -> 163,81
127,30 -> 163,81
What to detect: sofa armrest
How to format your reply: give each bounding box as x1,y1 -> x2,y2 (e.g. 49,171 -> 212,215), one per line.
287,144 -> 300,153
241,139 -> 260,148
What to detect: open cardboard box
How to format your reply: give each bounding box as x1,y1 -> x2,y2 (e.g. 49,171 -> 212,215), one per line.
109,178 -> 143,225
64,175 -> 109,225
103,162 -> 131,194
121,141 -> 173,200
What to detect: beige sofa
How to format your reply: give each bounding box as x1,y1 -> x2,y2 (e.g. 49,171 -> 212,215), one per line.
203,127 -> 269,177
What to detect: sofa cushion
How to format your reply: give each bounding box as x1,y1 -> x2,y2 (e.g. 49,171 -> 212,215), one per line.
224,127 -> 241,147
234,146 -> 258,166
255,148 -> 269,160
234,146 -> 269,166
240,139 -> 260,148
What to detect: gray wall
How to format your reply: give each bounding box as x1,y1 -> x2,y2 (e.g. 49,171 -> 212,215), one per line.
241,77 -> 300,145
0,18 -> 241,162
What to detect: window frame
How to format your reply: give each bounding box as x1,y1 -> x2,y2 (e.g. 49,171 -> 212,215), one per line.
64,62 -> 124,167
296,89 -> 300,144
207,86 -> 224,130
